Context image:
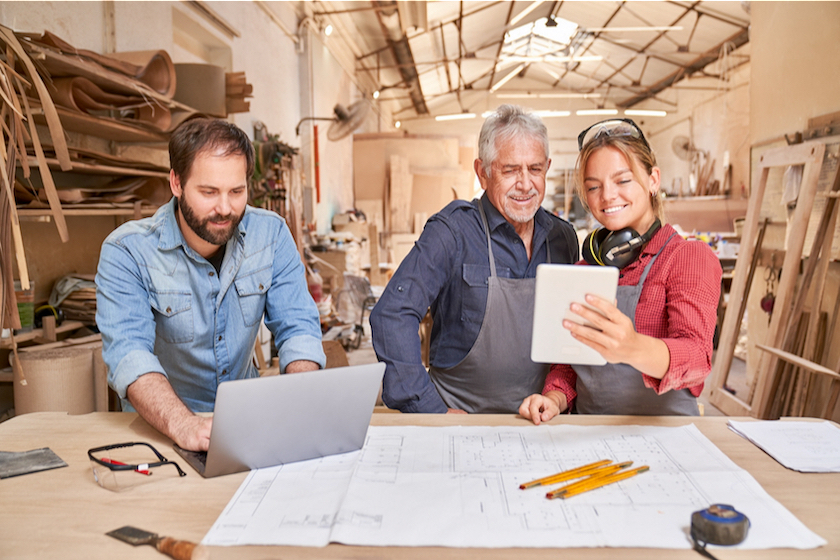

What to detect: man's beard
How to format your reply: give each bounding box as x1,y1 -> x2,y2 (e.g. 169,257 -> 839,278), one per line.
177,195 -> 244,246
501,189 -> 541,223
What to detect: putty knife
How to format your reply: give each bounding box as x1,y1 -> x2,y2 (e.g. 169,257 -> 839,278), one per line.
106,526 -> 208,560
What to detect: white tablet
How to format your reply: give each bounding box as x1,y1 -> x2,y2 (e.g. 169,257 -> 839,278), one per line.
530,264 -> 620,365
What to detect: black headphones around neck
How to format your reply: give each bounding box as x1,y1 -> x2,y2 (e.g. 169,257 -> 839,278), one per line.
583,219 -> 661,269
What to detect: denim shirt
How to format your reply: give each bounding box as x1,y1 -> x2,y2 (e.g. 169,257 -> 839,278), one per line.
96,198 -> 326,413
370,195 -> 579,413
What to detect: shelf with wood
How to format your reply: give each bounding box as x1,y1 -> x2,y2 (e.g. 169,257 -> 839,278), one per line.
25,157 -> 168,178
0,320 -> 87,350
17,203 -> 160,219
31,103 -> 169,143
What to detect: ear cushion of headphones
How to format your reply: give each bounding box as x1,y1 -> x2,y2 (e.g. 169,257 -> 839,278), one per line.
583,228 -> 611,266
599,228 -> 642,268
583,219 -> 661,268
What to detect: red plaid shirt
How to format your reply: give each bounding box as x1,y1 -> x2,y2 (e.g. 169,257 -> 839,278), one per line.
543,224 -> 722,412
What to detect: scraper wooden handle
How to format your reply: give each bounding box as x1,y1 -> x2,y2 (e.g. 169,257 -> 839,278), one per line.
156,537 -> 209,560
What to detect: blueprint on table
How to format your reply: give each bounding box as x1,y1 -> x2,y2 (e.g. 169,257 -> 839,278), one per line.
202,424 -> 826,549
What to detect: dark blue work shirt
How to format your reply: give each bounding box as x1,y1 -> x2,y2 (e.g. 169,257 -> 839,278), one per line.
370,195 -> 579,413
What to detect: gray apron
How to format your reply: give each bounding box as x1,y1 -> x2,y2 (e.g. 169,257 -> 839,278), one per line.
428,202 -> 550,413
573,233 -> 699,416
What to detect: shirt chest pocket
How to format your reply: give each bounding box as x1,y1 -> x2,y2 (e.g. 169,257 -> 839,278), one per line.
234,269 -> 271,327
150,291 -> 194,344
460,264 -> 512,325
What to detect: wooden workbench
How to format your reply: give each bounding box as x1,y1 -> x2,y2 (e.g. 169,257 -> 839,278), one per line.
0,412 -> 837,559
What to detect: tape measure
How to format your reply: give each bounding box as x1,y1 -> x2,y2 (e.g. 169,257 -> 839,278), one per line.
690,504 -> 749,559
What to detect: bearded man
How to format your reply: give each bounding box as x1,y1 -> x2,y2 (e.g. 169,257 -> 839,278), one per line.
96,118 -> 324,450
370,105 -> 579,414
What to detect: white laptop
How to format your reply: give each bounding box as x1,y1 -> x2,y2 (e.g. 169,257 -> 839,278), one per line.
173,362 -> 385,478
531,264 -> 619,366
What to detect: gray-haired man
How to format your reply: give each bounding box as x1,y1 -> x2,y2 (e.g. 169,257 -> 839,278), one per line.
371,105 -> 579,414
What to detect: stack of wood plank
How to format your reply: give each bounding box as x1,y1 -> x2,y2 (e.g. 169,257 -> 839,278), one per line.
225,72 -> 252,115
20,30 -> 182,133
58,287 -> 97,323
693,154 -> 717,196
15,145 -> 170,207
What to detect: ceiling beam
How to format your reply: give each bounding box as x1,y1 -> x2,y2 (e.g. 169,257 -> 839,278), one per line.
666,0 -> 750,27
618,27 -> 749,107
589,2 -> 698,93
373,0 -> 428,114
486,1 -> 515,92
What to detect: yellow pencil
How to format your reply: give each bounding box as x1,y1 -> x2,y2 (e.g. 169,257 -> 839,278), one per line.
519,459 -> 613,490
543,461 -> 633,498
547,466 -> 650,500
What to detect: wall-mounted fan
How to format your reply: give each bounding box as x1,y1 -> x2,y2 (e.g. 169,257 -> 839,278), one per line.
295,100 -> 370,140
671,135 -> 696,161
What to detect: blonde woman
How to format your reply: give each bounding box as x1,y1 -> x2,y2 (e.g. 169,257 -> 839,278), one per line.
520,119 -> 721,423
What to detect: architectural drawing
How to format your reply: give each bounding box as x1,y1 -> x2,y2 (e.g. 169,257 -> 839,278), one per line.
203,424 -> 825,550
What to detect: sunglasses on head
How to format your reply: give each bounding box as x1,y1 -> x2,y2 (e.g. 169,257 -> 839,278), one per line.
577,118 -> 650,151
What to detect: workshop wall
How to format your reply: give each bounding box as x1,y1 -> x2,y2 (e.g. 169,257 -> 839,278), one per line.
744,2 -> 840,420
309,29 -> 356,233
750,2 -> 840,144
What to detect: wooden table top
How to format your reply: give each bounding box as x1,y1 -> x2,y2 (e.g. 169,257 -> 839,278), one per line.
1,411 -> 837,559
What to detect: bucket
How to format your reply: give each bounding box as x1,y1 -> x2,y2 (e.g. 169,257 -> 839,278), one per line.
12,347 -> 95,415
13,280 -> 34,333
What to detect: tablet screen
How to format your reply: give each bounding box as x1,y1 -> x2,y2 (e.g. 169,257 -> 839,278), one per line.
530,264 -> 619,365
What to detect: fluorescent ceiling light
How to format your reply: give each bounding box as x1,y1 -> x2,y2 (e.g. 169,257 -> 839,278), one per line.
533,110 -> 571,118
586,26 -> 683,33
625,109 -> 667,117
496,92 -> 602,99
500,55 -> 602,63
490,63 -> 526,92
576,109 -> 619,116
435,113 -> 476,121
542,92 -> 602,99
509,0 -> 546,26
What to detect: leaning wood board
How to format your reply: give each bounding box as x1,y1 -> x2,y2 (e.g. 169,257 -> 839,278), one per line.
709,141 -> 826,417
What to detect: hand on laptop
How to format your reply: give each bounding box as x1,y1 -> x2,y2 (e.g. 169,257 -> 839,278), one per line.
447,408 -> 467,414
126,373 -> 213,451
171,416 -> 213,452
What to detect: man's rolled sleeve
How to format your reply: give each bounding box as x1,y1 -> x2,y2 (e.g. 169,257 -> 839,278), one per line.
264,219 -> 326,370
97,240 -> 162,399
111,349 -> 166,399
277,334 -> 326,372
